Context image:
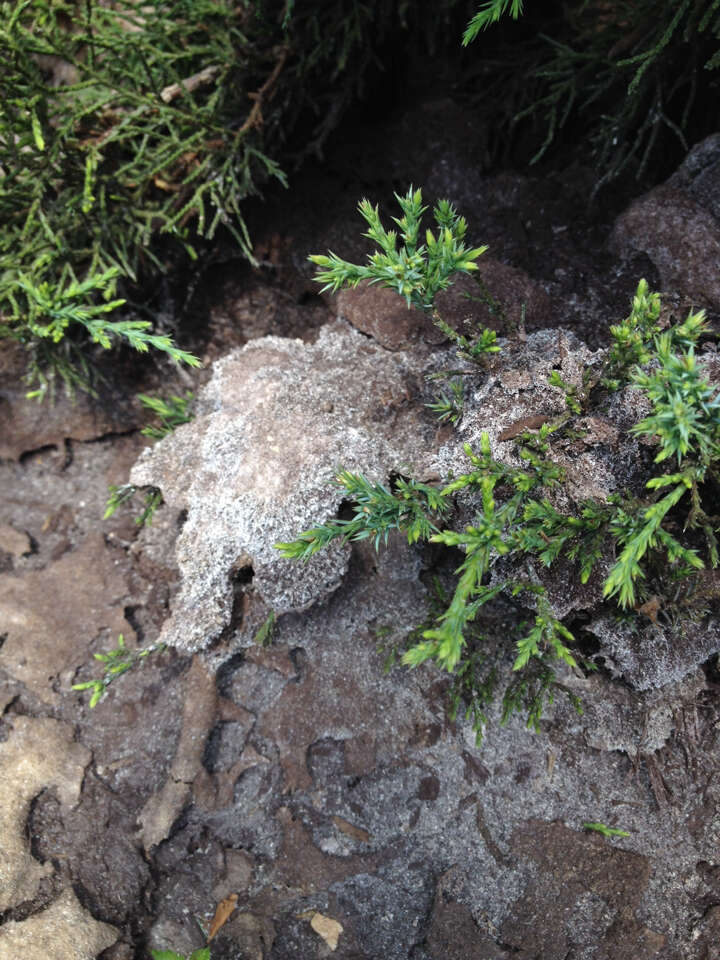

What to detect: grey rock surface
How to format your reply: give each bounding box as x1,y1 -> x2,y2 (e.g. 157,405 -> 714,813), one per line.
131,318 -> 720,688
142,542 -> 719,960
433,327 -> 647,505
589,613 -> 720,691
130,321 -> 439,651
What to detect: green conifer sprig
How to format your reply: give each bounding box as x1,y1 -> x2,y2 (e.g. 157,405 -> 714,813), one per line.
463,0 -> 524,45
309,188 -> 488,312
138,392 -> 194,440
462,1 -> 720,191
72,634 -> 165,708
276,472 -> 450,558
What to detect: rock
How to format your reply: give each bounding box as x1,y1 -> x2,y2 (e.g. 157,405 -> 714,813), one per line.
588,614 -> 720,691
433,327 -> 647,520
29,773 -> 151,927
694,904 -> 720,960
0,523 -> 32,557
0,887 -> 118,960
434,257 -> 554,336
425,868 -> 508,959
0,716 -> 90,911
336,281 -> 435,350
611,135 -> 720,310
0,533 -> 133,704
138,656 -> 217,851
130,321 -> 438,651
335,259 -> 553,353
565,670 -> 705,755
0,343 -> 144,461
667,132 -> 720,222
501,820 -> 656,958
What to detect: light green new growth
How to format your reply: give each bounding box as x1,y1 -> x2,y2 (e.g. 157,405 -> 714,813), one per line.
463,0 -> 524,45
309,187 -> 488,312
600,279 -> 662,390
72,634 -> 165,708
276,472 -> 450,558
583,821 -> 631,839
16,268 -> 199,401
603,304 -> 717,607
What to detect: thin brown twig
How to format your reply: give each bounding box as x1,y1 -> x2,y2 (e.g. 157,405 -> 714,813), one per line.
237,45 -> 289,136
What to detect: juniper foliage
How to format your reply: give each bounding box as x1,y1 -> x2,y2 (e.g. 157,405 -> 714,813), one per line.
72,634 -> 165,708
310,188 -> 488,312
139,391 -> 194,439
3,2 -> 471,394
462,0 -> 720,188
278,191 -> 720,739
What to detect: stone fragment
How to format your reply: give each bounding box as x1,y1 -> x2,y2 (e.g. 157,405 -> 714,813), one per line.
0,887 -> 118,960
0,716 -> 90,911
139,656 -> 217,850
310,911 -> 343,951
502,820 -> 656,958
434,258 -> 553,335
587,615 -> 719,691
0,343 -> 144,461
426,885 -> 507,960
433,328 -> 636,507
667,132 -> 720,222
0,533 -> 132,704
0,523 -> 31,557
130,321 -> 437,651
611,135 -> 720,310
336,281 -> 435,350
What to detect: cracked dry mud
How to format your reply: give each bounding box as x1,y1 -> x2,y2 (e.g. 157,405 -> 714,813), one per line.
1,103 -> 720,960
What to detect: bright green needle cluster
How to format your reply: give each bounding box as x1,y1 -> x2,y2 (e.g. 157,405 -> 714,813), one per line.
72,634 -> 165,708
309,188 -> 487,312
276,472 -> 450,558
463,0 -> 524,45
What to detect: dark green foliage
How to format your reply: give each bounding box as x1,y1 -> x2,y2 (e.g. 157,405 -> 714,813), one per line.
426,378 -> 465,424
2,0 -> 258,394
2,2 -> 472,394
463,1 -> 720,188
448,649 -> 497,745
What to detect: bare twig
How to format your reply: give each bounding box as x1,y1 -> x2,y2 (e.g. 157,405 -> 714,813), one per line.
160,65 -> 221,104
238,46 -> 289,135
